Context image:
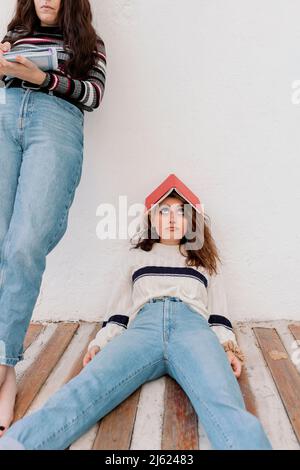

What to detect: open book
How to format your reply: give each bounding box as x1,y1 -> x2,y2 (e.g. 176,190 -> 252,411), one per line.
144,173 -> 204,215
3,47 -> 58,71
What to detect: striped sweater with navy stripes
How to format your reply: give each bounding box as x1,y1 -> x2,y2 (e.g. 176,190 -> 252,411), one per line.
87,242 -> 245,362
1,23 -> 106,112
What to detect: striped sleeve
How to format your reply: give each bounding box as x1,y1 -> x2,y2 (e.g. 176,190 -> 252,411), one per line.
40,37 -> 106,112
207,264 -> 245,363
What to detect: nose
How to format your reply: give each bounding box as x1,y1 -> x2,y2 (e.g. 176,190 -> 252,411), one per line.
169,211 -> 175,225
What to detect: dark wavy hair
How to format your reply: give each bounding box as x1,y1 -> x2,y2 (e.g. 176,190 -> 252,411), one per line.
130,190 -> 222,276
4,0 -> 102,78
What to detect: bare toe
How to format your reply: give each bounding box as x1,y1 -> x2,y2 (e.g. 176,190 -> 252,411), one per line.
0,367 -> 17,437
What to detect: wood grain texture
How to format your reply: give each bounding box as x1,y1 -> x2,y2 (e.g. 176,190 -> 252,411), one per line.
237,365 -> 258,417
63,322 -> 103,384
13,323 -> 79,421
13,320 -> 300,450
253,327 -> 300,444
93,388 -> 141,450
289,323 -> 300,341
23,323 -> 44,351
161,376 -> 198,450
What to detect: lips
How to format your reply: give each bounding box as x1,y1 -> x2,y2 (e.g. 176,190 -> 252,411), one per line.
41,6 -> 53,10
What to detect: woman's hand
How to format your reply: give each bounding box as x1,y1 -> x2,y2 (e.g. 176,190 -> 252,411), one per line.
83,346 -> 101,367
0,42 -> 11,80
0,42 -> 11,53
0,47 -> 47,85
226,350 -> 242,378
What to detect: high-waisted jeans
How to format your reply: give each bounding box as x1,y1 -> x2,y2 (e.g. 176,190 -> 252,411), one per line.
0,296 -> 273,450
0,87 -> 84,366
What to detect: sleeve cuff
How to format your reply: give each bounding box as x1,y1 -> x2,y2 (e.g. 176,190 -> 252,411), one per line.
39,72 -> 52,88
209,323 -> 237,345
87,323 -> 125,352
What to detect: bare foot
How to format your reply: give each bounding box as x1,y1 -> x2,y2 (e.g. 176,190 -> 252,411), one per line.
0,367 -> 17,437
0,365 -> 8,388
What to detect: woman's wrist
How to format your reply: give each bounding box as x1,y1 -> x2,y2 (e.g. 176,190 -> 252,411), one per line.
33,70 -> 49,86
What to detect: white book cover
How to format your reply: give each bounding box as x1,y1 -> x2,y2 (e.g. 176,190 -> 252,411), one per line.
3,47 -> 58,71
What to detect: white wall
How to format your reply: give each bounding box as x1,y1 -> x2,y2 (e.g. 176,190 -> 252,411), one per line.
1,1 -> 300,322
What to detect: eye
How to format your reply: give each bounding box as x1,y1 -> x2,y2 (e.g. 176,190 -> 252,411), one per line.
177,206 -> 184,215
159,207 -> 169,214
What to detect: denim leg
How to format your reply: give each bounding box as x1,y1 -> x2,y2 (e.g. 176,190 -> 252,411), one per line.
167,303 -> 273,450
0,89 -> 25,265
0,110 -> 23,259
0,315 -> 165,450
0,436 -> 25,450
0,90 -> 84,366
0,89 -> 25,364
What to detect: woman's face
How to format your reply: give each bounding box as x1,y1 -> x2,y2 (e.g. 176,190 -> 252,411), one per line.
34,0 -> 61,26
151,196 -> 188,245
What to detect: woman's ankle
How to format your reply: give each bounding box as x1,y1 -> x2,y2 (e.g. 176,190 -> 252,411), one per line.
0,365 -> 9,388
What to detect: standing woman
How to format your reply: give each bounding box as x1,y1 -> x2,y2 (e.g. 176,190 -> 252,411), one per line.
0,0 -> 106,435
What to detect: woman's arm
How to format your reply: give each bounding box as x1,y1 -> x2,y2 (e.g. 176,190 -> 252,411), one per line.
0,40 -> 11,80
87,257 -> 133,352
207,263 -> 245,363
39,38 -> 106,111
1,30 -> 107,112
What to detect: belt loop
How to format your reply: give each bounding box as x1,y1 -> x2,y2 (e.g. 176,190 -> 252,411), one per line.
21,80 -> 41,91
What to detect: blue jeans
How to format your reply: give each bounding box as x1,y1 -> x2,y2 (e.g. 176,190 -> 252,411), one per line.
0,297 -> 273,450
0,87 -> 84,366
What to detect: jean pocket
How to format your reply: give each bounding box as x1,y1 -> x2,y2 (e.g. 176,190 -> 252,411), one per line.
137,303 -> 151,316
52,95 -> 84,122
183,302 -> 207,320
137,305 -> 146,315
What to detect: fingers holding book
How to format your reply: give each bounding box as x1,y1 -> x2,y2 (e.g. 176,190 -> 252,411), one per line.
0,53 -> 47,86
0,42 -> 11,53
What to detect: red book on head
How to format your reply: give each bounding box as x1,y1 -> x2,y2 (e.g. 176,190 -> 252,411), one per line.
144,174 -> 203,214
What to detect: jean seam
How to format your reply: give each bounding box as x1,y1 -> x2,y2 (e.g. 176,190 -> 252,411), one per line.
46,156 -> 83,253
0,358 -> 19,366
0,228 -> 13,298
0,354 -> 21,361
168,357 -> 234,449
0,360 -> 18,366
33,357 -> 163,449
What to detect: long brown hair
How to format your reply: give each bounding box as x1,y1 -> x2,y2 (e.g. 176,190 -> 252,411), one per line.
130,190 -> 222,276
4,0 -> 103,78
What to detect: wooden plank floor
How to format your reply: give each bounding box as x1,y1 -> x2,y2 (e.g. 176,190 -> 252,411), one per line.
10,319 -> 300,450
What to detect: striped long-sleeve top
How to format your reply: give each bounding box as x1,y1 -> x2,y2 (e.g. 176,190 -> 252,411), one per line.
87,241 -> 245,363
1,23 -> 106,112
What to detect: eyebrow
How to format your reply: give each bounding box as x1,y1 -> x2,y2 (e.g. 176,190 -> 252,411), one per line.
160,203 -> 184,207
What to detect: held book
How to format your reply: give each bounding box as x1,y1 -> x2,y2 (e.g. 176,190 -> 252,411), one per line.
3,47 -> 58,71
